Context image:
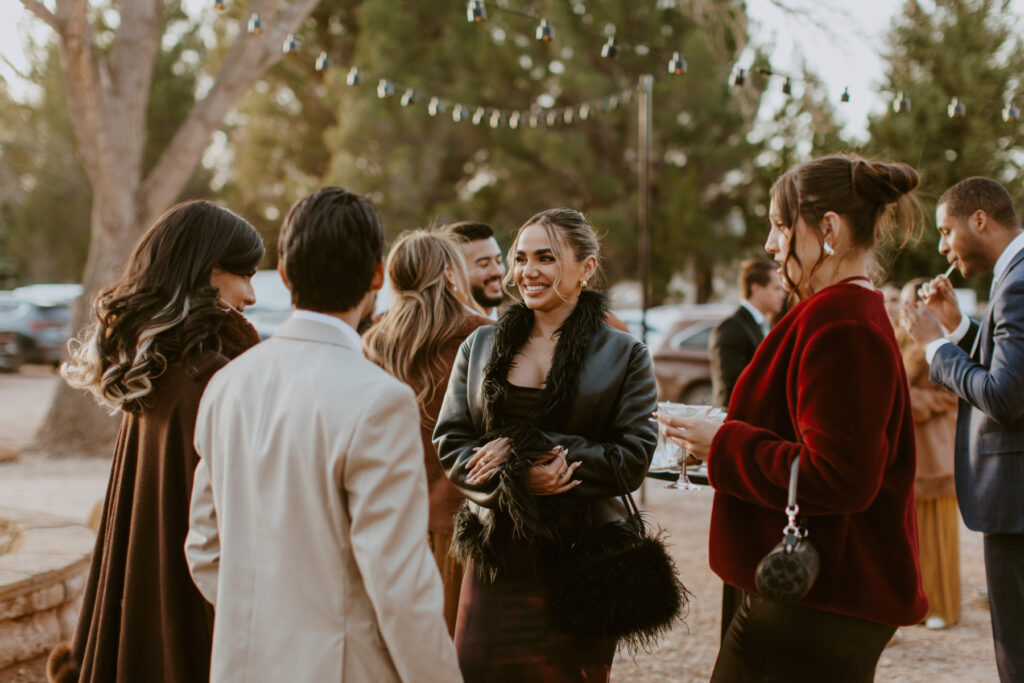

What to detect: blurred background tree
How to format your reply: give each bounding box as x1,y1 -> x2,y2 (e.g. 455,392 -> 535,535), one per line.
866,0 -> 1024,291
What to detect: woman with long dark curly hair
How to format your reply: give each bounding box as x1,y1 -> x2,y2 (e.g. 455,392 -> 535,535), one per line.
47,200 -> 265,683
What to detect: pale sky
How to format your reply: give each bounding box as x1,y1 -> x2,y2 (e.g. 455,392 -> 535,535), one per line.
2,1 -> 1022,141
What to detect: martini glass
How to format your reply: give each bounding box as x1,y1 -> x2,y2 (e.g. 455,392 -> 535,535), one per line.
658,402 -> 712,490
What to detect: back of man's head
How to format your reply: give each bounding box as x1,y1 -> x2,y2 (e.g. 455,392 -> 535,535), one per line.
443,220 -> 494,244
939,177 -> 1020,229
739,258 -> 777,299
278,187 -> 384,313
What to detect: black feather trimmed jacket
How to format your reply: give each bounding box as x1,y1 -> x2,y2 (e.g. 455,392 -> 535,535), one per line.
432,290 -> 658,580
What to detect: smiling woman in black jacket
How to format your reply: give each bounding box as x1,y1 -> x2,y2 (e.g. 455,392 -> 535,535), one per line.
433,208 -> 678,682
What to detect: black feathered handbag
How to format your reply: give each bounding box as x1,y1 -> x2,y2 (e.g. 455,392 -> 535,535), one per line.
543,452 -> 688,650
754,455 -> 820,602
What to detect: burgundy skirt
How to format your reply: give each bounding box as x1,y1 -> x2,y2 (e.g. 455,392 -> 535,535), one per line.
453,528 -> 616,682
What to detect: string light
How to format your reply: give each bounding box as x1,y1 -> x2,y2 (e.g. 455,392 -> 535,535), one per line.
428,97 -> 446,116
563,108 -> 575,124
452,104 -> 468,122
667,51 -> 687,75
947,96 -> 966,119
489,110 -> 504,127
401,88 -> 416,106
578,103 -> 591,120
546,110 -> 559,126
601,35 -> 619,59
535,18 -> 554,42
781,77 -> 792,96
282,34 -> 299,55
377,79 -> 395,98
731,68 -> 745,87
509,111 -> 521,129
472,106 -> 487,125
840,86 -> 850,103
466,0 -> 486,23
315,52 -> 331,71
247,13 -> 262,34
346,66 -> 361,86
893,91 -> 911,113
528,113 -> 541,128
1004,101 -> 1020,122
213,0 -> 225,10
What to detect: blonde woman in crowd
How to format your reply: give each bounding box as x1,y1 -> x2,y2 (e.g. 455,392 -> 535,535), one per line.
363,229 -> 492,635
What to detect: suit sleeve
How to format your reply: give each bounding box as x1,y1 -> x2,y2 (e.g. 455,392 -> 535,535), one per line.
707,322 -> 897,514
710,318 -> 753,409
344,383 -> 462,683
930,277 -> 1024,425
185,455 -> 220,605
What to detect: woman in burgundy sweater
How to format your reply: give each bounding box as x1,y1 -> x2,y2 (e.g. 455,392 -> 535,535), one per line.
662,154 -> 928,681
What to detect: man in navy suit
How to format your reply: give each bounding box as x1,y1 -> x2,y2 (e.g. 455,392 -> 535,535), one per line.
903,176 -> 1024,682
709,258 -> 786,411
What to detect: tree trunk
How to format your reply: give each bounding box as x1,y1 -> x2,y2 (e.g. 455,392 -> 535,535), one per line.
36,187 -> 141,456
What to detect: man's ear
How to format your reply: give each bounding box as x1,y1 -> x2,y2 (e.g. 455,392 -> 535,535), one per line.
277,262 -> 291,291
973,209 -> 989,233
369,259 -> 385,291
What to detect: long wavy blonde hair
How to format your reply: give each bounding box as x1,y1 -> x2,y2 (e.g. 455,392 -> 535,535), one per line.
363,230 -> 473,416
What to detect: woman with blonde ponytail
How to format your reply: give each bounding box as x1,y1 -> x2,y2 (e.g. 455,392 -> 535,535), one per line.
363,229 -> 492,636
47,200 -> 264,683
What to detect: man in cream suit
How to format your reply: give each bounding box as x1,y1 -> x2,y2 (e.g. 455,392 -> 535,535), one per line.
186,188 -> 461,682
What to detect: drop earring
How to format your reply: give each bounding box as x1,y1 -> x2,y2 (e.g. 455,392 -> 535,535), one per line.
823,242 -> 835,256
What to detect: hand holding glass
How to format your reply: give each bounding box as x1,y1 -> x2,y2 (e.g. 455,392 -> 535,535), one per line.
656,402 -> 718,490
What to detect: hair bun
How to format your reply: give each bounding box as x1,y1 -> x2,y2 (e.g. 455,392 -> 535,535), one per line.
851,159 -> 920,204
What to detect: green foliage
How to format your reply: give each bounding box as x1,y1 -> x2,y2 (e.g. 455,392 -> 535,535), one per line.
0,0 -> 212,285
866,0 -> 1024,291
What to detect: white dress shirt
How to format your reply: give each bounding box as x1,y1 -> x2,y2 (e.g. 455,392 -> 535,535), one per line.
740,299 -> 770,336
290,308 -> 362,347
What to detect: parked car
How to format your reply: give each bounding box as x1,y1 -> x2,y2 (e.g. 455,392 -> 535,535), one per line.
650,304 -> 732,405
0,284 -> 82,372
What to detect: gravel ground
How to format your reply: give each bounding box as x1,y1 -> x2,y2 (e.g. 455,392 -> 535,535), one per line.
0,368 -> 1001,682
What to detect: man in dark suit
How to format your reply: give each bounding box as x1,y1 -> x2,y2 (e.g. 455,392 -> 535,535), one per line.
903,177 -> 1024,683
709,258 -> 786,410
709,258 -> 785,641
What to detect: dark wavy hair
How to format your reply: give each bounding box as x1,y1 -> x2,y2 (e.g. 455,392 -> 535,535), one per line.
771,154 -> 922,299
62,200 -> 264,412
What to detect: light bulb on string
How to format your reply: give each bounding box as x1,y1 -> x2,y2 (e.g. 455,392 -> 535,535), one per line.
781,77 -> 792,96
315,52 -> 331,71
400,89 -> 416,107
668,51 -> 687,75
546,110 -> 559,126
508,111 -> 521,129
452,104 -> 468,122
346,67 -> 361,86
489,110 -> 504,128
947,96 -> 966,119
607,94 -> 620,110
578,103 -> 591,120
247,13 -> 262,34
731,68 -> 745,87
466,0 -> 486,23
893,91 -> 911,113
563,108 -> 575,124
601,35 -> 619,59
528,113 -> 541,128
621,89 -> 634,103
377,79 -> 395,99
214,0 -> 225,10
472,107 -> 487,125
1003,101 -> 1020,122
428,97 -> 446,116
840,87 -> 850,103
282,34 -> 299,55
536,19 -> 554,42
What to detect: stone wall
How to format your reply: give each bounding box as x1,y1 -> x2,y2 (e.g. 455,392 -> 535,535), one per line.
0,511 -> 93,669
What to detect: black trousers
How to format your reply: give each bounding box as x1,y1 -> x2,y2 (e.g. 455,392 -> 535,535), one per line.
711,593 -> 895,683
983,532 -> 1024,683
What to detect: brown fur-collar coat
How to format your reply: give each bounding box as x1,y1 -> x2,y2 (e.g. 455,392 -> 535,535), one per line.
47,309 -> 259,683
